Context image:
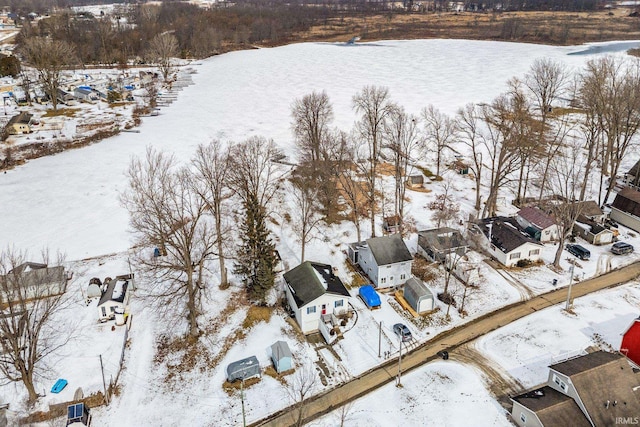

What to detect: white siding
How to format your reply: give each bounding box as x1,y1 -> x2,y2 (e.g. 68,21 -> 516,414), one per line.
356,245 -> 412,288
286,289 -> 348,334
611,208 -> 640,233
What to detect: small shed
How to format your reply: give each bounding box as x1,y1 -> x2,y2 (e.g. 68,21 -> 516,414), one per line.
621,316 -> 640,367
270,341 -> 293,374
87,282 -> 101,299
403,277 -> 434,314
66,402 -> 91,426
226,356 -> 261,382
359,285 -> 381,309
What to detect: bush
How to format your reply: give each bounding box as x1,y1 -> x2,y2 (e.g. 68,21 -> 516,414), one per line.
516,259 -> 533,268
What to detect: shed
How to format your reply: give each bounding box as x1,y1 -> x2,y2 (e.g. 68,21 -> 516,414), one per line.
359,285 -> 381,309
621,316 -> 640,367
66,402 -> 91,426
403,277 -> 434,314
87,283 -> 101,299
270,341 -> 293,374
226,356 -> 261,382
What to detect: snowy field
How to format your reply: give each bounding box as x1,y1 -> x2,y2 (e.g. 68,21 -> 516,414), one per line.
2,39 -> 640,426
477,281 -> 640,388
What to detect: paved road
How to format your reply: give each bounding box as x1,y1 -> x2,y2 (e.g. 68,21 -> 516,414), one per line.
252,262 -> 640,427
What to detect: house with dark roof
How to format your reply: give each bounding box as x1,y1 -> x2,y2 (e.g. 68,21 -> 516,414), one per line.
624,159 -> 640,190
515,206 -> 559,243
97,274 -> 133,322
511,351 -> 640,427
348,234 -> 413,289
610,187 -> 640,233
6,111 -> 32,135
1,262 -> 67,304
417,227 -> 468,262
573,214 -> 614,246
574,200 -> 606,224
283,261 -> 350,334
472,217 -> 543,267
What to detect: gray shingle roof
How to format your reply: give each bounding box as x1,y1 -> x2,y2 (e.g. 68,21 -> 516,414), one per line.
517,206 -> 557,229
366,234 -> 412,266
476,217 -> 542,253
513,386 -> 590,427
284,261 -> 349,308
417,227 -> 467,254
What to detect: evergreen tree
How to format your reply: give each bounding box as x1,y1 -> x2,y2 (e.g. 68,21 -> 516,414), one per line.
235,193 -> 276,303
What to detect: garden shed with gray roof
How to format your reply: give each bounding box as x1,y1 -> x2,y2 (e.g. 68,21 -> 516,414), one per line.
403,277 -> 434,314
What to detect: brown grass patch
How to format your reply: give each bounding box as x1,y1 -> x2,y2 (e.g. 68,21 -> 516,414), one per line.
242,305 -> 273,329
343,260 -> 369,288
412,255 -> 438,282
264,365 -> 294,384
42,107 -> 78,118
222,376 -> 262,395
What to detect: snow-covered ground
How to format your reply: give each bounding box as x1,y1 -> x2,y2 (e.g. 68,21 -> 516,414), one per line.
477,281 -> 640,388
2,39 -> 640,426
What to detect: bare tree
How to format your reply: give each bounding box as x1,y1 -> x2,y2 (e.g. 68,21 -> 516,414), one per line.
147,32 -> 179,83
0,248 -> 70,403
291,90 -> 334,167
353,85 -> 394,237
290,179 -> 323,262
428,181 -> 460,229
457,103 -> 485,216
545,138 -> 588,268
19,37 -> 75,110
193,140 -> 231,288
120,148 -> 215,338
576,73 -> 604,202
335,133 -> 365,242
286,365 -> 318,427
422,104 -> 457,178
383,106 -> 420,233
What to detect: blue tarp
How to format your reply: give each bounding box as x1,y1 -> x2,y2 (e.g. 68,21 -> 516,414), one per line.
51,378 -> 67,393
359,285 -> 381,309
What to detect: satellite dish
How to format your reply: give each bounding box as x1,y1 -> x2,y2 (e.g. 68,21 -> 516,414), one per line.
74,387 -> 84,401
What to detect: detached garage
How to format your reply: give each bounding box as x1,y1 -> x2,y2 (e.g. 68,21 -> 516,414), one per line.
403,277 -> 434,314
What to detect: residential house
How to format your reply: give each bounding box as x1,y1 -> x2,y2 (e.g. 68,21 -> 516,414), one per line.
348,234 -> 413,289
511,351 -> 640,427
573,214 -> 614,245
1,262 -> 67,304
57,88 -> 76,105
73,86 -> 98,102
283,261 -> 350,334
574,200 -> 605,224
515,206 -> 558,243
624,159 -> 640,190
621,316 -> 640,367
472,217 -> 543,267
610,187 -> 640,233
417,227 -> 468,262
6,111 -> 32,135
97,274 -> 133,322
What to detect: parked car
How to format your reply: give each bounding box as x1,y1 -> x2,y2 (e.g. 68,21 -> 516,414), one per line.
611,241 -> 634,255
393,323 -> 412,342
565,244 -> 591,260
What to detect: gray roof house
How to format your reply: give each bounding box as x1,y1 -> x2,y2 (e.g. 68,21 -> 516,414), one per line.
348,234 -> 413,288
573,214 -> 614,245
624,158 -> 640,189
511,351 -> 640,427
573,200 -> 605,224
283,261 -> 350,334
610,187 -> 640,233
515,206 -> 559,242
472,217 -> 543,267
97,274 -> 133,322
417,227 -> 468,262
1,262 -> 67,304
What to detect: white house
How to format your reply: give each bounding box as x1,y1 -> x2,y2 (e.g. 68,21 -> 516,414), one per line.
1,262 -> 67,304
97,274 -> 133,322
283,261 -> 350,334
472,217 -> 543,267
515,206 -> 559,243
348,234 -> 413,289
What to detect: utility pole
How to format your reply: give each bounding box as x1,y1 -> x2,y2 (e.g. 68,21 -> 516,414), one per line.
565,265 -> 575,311
378,321 -> 382,358
99,354 -> 109,405
396,339 -> 403,387
241,375 -> 247,427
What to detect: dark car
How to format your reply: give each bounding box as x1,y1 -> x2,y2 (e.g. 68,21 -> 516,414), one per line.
611,241 -> 634,255
565,244 -> 591,260
393,323 -> 412,342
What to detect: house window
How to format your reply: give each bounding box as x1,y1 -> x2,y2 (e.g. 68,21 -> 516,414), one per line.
400,274 -> 406,280
544,230 -> 550,235
401,263 -> 407,266
510,252 -> 521,260
101,307 -> 106,317
335,300 -> 344,308
110,306 -> 116,313
390,276 -> 394,282
307,306 -> 316,315
380,278 -> 387,284
553,374 -> 567,392
520,413 -> 526,423
387,265 -> 391,269
529,249 -> 540,256
490,244 -> 496,251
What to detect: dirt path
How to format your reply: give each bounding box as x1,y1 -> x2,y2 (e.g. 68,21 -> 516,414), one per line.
252,261 -> 640,427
